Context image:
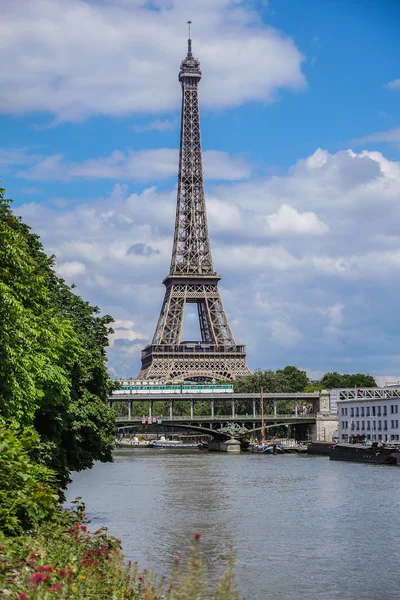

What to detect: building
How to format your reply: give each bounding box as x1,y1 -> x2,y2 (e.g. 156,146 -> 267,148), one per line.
337,391 -> 400,442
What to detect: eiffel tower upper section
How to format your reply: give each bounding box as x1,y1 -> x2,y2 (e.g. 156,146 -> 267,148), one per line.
137,31 -> 251,381
169,36 -> 214,278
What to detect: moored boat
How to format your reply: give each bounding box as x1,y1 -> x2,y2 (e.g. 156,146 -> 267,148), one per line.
329,442 -> 397,465
252,443 -> 283,454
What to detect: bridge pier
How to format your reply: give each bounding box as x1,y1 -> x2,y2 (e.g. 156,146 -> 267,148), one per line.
211,399 -> 215,418
208,438 -> 241,453
149,400 -> 153,418
232,399 -> 235,417
128,401 -> 132,420
252,399 -> 256,418
190,399 -> 194,419
169,399 -> 173,419
273,399 -> 277,417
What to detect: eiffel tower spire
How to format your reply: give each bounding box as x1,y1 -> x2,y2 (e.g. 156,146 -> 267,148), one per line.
137,30 -> 251,381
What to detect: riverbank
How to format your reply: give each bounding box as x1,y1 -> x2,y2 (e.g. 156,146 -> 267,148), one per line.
0,500 -> 239,600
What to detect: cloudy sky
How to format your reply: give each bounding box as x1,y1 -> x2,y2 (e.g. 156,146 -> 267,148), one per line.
2,0 -> 400,382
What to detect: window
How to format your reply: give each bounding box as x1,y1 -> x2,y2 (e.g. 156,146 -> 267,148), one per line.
395,405 -> 399,414
356,407 -> 359,417
383,406 -> 387,416
378,421 -> 382,431
366,407 -> 370,417
373,421 -> 376,430
384,421 -> 388,430
367,422 -> 371,430
345,407 -> 348,416
351,408 -> 354,417
341,408 -> 345,416
391,405 -> 395,414
372,407 -> 376,416
377,406 -> 381,416
378,434 -> 382,441
341,421 -> 346,430
396,420 -> 399,429
356,421 -> 360,430
361,407 -> 365,417
361,421 -> 365,430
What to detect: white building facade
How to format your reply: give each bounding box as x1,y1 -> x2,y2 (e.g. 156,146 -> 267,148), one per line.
337,393 -> 400,443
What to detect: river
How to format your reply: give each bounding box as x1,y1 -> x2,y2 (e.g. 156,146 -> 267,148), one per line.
66,450 -> 400,600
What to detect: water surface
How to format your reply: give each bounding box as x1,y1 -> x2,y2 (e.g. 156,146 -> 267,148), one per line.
67,450 -> 400,600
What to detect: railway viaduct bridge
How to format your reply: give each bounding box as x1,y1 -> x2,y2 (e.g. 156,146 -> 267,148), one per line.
109,390 -> 337,441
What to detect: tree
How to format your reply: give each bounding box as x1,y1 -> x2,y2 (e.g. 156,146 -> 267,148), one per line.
276,366 -> 309,392
320,372 -> 377,389
0,186 -> 116,489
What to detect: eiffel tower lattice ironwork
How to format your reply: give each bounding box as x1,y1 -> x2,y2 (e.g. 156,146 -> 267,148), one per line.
137,32 -> 251,381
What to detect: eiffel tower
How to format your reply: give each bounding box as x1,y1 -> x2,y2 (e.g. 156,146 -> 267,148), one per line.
137,29 -> 251,381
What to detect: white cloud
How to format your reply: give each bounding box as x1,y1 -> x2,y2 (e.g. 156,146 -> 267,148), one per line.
386,79 -> 400,90
16,148 -> 252,182
265,320 -> 303,347
265,204 -> 329,236
15,147 -> 400,379
0,0 -> 306,121
351,126 -> 400,148
57,260 -> 86,278
133,119 -> 176,132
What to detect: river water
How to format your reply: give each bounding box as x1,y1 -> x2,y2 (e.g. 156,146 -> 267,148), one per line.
66,450 -> 400,600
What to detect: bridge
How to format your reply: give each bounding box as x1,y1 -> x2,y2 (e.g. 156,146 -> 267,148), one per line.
110,391 -> 322,439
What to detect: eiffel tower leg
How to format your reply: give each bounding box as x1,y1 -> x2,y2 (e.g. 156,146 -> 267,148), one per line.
152,285 -> 186,345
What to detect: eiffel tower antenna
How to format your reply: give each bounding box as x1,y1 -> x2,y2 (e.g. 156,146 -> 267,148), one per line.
137,31 -> 251,381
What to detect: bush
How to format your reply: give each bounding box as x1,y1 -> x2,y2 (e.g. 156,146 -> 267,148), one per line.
0,422 -> 58,536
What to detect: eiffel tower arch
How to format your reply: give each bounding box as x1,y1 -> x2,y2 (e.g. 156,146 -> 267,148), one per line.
137,33 -> 251,381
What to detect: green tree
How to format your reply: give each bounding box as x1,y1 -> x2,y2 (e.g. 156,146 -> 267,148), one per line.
276,365 -> 309,392
320,372 -> 377,389
0,186 -> 116,489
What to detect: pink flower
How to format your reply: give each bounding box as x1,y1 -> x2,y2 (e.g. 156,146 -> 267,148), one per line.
58,569 -> 67,577
29,553 -> 37,560
18,594 -> 28,600
173,556 -> 181,562
30,572 -> 46,584
47,583 -> 62,592
193,533 -> 201,540
38,565 -> 54,572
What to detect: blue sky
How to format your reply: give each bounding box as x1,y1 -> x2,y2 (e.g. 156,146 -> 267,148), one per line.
2,0 -> 400,382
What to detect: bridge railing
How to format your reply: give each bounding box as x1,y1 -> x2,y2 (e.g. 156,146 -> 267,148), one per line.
116,414 -> 316,422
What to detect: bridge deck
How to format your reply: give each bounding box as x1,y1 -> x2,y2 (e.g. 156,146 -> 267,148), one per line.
111,392 -> 320,401
116,414 -> 316,425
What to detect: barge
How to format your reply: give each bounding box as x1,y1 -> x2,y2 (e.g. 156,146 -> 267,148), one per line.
329,442 -> 397,465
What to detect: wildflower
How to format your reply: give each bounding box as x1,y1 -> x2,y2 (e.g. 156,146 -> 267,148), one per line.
18,594 -> 28,600
38,565 -> 54,572
47,583 -> 62,592
78,575 -> 86,580
29,553 -> 38,560
81,525 -> 88,532
193,532 -> 201,540
30,572 -> 46,584
173,556 -> 181,562
58,569 -> 68,577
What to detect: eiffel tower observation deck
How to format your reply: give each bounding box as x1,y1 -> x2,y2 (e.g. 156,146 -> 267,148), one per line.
137,28 -> 251,382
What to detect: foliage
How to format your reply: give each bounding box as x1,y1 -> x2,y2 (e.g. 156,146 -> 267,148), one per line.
0,185 -> 116,490
320,372 -> 377,389
0,503 -> 239,600
0,422 -> 58,535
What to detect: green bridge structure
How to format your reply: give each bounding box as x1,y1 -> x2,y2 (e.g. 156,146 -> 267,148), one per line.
110,390 -> 337,441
